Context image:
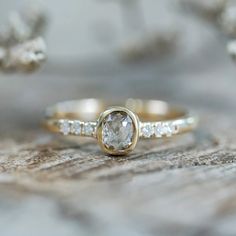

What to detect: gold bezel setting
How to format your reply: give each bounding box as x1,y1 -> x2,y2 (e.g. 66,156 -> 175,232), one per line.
96,107 -> 139,155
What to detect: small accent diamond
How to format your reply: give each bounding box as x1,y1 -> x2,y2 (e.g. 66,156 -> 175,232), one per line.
170,123 -> 177,134
154,123 -> 163,137
141,123 -> 154,138
162,123 -> 175,137
71,121 -> 81,135
83,123 -> 94,136
59,120 -> 70,135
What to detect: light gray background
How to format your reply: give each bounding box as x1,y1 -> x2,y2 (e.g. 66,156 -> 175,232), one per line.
0,1 -> 236,236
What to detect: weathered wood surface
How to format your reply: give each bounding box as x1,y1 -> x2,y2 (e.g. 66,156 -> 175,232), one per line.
0,14 -> 236,236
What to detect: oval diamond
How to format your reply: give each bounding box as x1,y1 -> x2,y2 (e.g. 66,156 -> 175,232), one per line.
102,111 -> 134,151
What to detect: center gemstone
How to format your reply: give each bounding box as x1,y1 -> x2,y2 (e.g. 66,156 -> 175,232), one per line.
102,111 -> 134,151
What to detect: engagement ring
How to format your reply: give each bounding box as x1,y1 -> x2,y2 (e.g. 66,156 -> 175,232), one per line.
44,99 -> 198,155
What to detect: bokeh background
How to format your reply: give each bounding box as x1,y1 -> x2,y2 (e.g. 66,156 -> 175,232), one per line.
0,1 -> 236,236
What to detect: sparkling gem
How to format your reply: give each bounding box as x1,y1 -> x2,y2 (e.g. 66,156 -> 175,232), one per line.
154,123 -> 163,137
84,123 -> 94,136
162,123 -> 174,137
102,111 -> 134,151
141,124 -> 154,138
59,120 -> 70,135
71,121 -> 81,135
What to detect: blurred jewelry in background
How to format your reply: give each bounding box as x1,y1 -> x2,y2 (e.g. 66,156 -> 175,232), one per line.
180,0 -> 236,61
100,0 -> 179,62
119,30 -> 178,62
228,39 -> 236,59
180,0 -> 227,20
0,4 -> 47,72
1,0 -> 235,70
222,2 -> 236,59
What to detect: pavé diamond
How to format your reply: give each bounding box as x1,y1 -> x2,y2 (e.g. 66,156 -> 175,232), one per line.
71,121 -> 81,135
154,123 -> 163,137
169,123 -> 177,134
162,123 -> 175,137
102,111 -> 134,151
59,120 -> 70,135
163,123 -> 172,137
154,122 -> 177,137
141,124 -> 154,138
84,123 -> 94,136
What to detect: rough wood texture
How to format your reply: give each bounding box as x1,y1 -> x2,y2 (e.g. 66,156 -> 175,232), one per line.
0,17 -> 236,236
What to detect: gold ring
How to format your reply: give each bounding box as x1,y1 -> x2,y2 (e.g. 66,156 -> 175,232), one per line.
44,99 -> 198,155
